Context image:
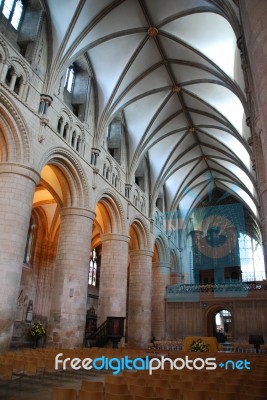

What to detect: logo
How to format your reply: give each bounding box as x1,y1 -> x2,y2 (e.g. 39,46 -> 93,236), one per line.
55,354 -> 251,375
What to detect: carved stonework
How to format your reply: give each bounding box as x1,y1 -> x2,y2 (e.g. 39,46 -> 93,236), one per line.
172,86 -> 181,93
147,27 -> 158,37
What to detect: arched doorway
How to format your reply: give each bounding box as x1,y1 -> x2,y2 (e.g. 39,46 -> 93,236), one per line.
206,305 -> 233,342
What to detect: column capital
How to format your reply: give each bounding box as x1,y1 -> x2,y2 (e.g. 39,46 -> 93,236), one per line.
101,233 -> 130,243
61,207 -> 96,220
153,261 -> 171,269
0,163 -> 40,184
130,249 -> 154,257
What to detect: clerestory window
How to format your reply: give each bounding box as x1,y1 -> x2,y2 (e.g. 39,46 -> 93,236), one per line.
0,0 -> 24,30
64,65 -> 75,93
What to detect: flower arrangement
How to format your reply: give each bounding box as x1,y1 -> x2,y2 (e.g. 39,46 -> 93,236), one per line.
189,338 -> 209,352
29,322 -> 46,337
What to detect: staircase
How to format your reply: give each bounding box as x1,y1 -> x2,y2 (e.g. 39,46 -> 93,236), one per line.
87,320 -> 108,347
85,316 -> 125,348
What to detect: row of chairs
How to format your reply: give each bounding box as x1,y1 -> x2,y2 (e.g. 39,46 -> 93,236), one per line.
50,376 -> 267,400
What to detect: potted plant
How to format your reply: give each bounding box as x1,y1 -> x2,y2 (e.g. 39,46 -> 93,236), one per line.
189,338 -> 209,352
29,322 -> 46,348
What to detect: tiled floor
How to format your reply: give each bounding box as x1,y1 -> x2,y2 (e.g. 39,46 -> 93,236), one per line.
0,370 -> 105,400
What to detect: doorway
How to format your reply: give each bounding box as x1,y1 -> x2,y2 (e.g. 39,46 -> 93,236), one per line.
207,306 -> 233,342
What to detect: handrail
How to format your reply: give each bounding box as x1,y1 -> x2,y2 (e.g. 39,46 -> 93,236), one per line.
87,319 -> 108,346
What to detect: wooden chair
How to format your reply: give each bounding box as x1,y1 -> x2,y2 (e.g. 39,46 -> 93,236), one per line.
134,396 -> 163,400
105,383 -> 130,395
156,387 -> 182,399
129,385 -> 156,397
80,380 -> 104,392
51,387 -> 77,400
105,394 -> 133,400
208,392 -> 237,400
240,395 -> 267,400
78,390 -> 104,400
181,389 -> 209,400
12,359 -> 24,376
105,375 -> 125,384
169,380 -> 193,390
123,377 -> 148,387
147,378 -> 170,388
23,361 -> 40,378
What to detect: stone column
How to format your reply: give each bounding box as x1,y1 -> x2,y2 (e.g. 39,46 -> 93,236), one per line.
0,62 -> 8,81
151,261 -> 170,340
9,72 -> 18,91
97,234 -> 130,326
0,164 -> 39,350
34,239 -> 57,322
128,250 -> 153,347
48,208 -> 95,348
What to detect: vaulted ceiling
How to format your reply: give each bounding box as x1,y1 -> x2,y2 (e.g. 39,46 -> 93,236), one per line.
45,0 -> 258,221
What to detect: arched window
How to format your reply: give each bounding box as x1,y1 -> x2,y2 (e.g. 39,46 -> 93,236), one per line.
106,167 -> 110,180
57,117 -> 63,133
63,123 -> 68,139
5,66 -> 15,86
89,248 -> 97,286
76,136 -> 81,152
1,0 -> 24,30
64,65 -> 75,93
14,75 -> 22,94
23,220 -> 36,265
71,131 -> 76,147
107,118 -> 122,164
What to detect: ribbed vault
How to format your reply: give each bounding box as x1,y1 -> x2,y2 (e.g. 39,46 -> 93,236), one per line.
45,0 -> 258,221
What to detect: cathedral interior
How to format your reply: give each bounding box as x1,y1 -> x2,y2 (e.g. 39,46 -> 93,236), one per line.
0,0 -> 267,356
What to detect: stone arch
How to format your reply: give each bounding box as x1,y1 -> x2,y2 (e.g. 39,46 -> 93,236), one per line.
205,303 -> 233,338
153,235 -> 170,264
58,108 -> 73,125
8,57 -> 30,83
94,190 -> 126,234
129,215 -> 152,251
38,148 -> 89,208
0,38 -> 9,64
0,91 -> 31,163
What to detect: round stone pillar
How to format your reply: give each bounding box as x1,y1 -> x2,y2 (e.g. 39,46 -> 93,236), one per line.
48,208 -> 95,348
128,250 -> 153,347
152,262 -> 170,340
34,238 -> 57,322
97,234 -> 130,326
0,164 -> 39,350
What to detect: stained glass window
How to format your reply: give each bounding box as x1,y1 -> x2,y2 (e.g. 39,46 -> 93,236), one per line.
89,248 -> 97,286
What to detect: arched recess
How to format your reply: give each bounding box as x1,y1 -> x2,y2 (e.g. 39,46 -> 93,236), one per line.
38,147 -> 89,208
0,91 -> 31,163
127,216 -> 153,346
153,234 -> 170,264
90,191 -> 128,329
129,216 -> 152,251
205,303 -> 233,339
151,236 -> 171,341
94,190 -> 126,235
12,147 -> 90,345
